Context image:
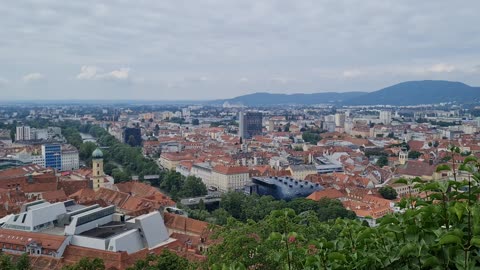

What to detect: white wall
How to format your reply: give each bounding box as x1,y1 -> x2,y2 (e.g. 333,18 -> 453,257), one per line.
107,230 -> 144,254
71,235 -> 107,250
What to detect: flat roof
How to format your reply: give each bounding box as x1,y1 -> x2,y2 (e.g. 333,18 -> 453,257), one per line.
79,221 -> 130,239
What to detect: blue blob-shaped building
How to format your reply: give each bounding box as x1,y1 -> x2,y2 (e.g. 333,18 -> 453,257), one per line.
249,176 -> 324,201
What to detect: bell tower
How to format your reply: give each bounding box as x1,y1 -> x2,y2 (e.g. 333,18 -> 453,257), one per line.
399,149 -> 408,165
92,148 -> 105,191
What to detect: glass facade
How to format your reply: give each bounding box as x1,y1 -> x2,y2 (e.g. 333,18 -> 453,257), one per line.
44,144 -> 62,170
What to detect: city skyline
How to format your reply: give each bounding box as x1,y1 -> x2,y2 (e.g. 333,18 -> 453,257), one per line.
1,1 -> 480,100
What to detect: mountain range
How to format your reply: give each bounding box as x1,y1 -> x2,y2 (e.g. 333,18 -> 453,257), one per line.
215,80 -> 480,106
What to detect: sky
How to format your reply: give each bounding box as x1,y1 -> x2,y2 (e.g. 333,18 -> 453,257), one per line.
1,0 -> 480,100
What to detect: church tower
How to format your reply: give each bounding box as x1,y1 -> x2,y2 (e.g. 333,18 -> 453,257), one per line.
399,149 -> 408,165
92,148 -> 105,191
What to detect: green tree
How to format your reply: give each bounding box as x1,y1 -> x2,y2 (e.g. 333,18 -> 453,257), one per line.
302,132 -> 321,145
192,119 -> 200,125
79,141 -> 97,165
0,254 -> 14,270
179,176 -> 208,198
376,156 -> 389,167
293,146 -> 303,151
408,151 -> 422,159
127,250 -> 192,270
111,168 -> 130,182
127,135 -> 137,147
378,186 -> 398,200
103,162 -> 117,176
62,258 -> 105,270
16,253 -> 30,270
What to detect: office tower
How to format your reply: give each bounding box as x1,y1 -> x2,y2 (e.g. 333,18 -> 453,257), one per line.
239,112 -> 263,139
42,144 -> 62,171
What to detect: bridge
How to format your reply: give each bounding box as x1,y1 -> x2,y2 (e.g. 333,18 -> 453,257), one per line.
180,192 -> 222,206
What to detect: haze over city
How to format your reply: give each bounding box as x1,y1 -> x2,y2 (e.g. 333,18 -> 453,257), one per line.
1,1 -> 480,100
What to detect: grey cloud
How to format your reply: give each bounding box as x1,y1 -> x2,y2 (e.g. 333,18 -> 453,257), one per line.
76,66 -> 131,80
22,73 -> 44,82
1,0 -> 480,100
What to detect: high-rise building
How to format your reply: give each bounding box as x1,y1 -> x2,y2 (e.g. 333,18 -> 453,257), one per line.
92,148 -> 106,191
239,112 -> 263,139
334,113 -> 346,128
380,111 -> 392,125
42,144 -> 62,171
123,128 -> 142,147
15,126 -> 31,141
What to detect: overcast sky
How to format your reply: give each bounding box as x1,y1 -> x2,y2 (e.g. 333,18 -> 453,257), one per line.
1,1 -> 479,100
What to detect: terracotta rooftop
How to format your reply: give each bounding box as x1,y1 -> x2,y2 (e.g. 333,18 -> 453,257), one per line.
307,188 -> 344,200
396,160 -> 436,177
163,212 -> 211,235
213,165 -> 249,175
0,228 -> 66,251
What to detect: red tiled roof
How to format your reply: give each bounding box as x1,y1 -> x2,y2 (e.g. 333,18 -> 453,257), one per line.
213,165 -> 249,175
396,160 -> 436,177
163,213 -> 210,235
0,228 -> 66,251
42,189 -> 67,202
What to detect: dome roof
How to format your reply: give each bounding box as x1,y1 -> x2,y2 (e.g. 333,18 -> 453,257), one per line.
92,148 -> 103,159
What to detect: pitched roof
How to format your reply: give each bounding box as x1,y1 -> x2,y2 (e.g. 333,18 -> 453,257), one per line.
212,165 -> 249,175
396,160 -> 436,177
0,228 -> 66,251
307,188 -> 344,200
163,212 -> 210,235
42,189 -> 67,202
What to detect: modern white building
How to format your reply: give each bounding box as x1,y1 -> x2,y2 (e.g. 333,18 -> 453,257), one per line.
0,200 -> 172,258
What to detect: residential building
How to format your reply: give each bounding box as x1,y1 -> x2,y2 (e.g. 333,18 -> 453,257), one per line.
211,165 -> 250,192
287,164 -> 317,180
335,113 -> 346,128
16,126 -> 31,141
190,162 -> 213,188
379,110 -> 392,125
61,146 -> 79,171
159,152 -> 194,171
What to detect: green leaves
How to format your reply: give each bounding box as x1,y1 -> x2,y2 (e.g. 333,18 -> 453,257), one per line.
452,202 -> 467,221
439,234 -> 462,246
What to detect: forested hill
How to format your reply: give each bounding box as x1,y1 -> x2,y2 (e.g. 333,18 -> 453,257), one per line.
215,80 -> 480,106
344,80 -> 480,105
213,91 -> 366,106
